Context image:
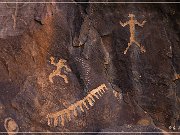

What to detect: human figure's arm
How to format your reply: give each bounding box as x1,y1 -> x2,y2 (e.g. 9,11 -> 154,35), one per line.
120,21 -> 129,27
135,20 -> 146,27
50,57 -> 56,66
63,64 -> 71,72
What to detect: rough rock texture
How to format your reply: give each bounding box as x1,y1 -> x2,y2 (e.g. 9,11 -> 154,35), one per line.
99,125 -> 167,135
0,0 -> 179,134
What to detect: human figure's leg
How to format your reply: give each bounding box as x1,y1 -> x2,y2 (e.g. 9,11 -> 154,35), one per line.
49,73 -> 54,83
134,41 -> 146,53
59,73 -> 68,83
124,42 -> 132,54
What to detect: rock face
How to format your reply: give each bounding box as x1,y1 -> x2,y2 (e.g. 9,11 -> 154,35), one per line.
0,0 -> 179,134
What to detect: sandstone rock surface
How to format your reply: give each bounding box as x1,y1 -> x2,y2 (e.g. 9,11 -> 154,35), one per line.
0,0 -> 179,134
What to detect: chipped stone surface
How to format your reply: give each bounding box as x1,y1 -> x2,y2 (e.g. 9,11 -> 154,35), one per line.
0,0 -> 179,133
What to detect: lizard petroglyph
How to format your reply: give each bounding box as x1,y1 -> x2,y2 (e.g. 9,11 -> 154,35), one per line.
120,13 -> 146,54
49,57 -> 71,84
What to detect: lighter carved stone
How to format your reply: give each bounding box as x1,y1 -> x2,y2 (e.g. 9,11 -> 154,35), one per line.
120,13 -> 146,54
49,57 -> 71,84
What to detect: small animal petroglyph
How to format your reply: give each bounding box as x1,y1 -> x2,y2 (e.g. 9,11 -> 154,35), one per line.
120,14 -> 146,54
47,84 -> 108,127
49,57 -> 71,84
4,117 -> 19,135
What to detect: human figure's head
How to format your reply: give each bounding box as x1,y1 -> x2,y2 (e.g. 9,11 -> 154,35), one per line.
59,59 -> 67,64
128,14 -> 135,18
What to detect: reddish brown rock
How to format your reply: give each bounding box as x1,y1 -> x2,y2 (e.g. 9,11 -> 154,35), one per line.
0,0 -> 179,133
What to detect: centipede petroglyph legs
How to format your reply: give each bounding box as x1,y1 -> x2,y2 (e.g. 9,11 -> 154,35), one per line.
46,84 -> 108,127
46,83 -> 123,127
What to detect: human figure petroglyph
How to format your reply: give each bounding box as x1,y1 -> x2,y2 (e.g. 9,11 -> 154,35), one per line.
49,57 -> 71,84
120,14 -> 146,54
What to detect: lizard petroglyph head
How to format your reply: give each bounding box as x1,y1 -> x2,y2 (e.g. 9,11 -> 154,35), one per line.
128,13 -> 135,18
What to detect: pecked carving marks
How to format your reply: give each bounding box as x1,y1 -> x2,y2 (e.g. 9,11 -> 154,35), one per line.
49,57 -> 71,84
74,57 -> 92,90
74,15 -> 110,65
47,84 -> 108,127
